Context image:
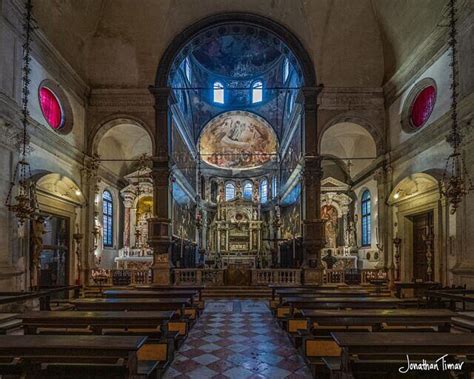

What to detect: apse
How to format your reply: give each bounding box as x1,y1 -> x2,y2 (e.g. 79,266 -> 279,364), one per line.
167,22 -> 304,141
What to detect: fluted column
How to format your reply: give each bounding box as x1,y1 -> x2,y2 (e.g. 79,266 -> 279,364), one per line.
301,87 -> 326,284
148,87 -> 172,285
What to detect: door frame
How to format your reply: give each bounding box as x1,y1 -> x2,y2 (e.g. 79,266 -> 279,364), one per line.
393,189 -> 443,283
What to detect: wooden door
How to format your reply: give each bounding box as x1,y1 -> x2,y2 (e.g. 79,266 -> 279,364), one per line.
412,212 -> 433,281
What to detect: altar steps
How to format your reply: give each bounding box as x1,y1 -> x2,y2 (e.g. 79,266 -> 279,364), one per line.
202,286 -> 272,299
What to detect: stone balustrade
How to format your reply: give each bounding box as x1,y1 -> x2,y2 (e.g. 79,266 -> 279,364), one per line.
251,269 -> 302,285
88,269 -> 152,286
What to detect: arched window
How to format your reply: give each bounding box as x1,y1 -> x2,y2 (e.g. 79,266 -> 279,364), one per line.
260,179 -> 268,203
283,58 -> 289,82
225,182 -> 235,201
213,81 -> 224,104
272,176 -> 277,199
243,181 -> 253,200
361,190 -> 371,247
184,57 -> 192,83
252,81 -> 263,103
102,190 -> 113,247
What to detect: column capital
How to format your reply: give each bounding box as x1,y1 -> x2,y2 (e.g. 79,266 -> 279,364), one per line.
301,85 -> 324,110
148,86 -> 171,111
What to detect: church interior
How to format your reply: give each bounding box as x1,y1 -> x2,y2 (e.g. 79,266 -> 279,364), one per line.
0,0 -> 473,378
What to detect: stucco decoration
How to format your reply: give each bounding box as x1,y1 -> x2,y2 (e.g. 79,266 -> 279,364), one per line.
199,111 -> 277,170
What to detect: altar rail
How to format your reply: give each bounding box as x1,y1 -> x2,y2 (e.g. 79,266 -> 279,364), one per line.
252,269 -> 302,285
174,269 -> 225,286
88,269 -> 152,286
172,269 -> 301,286
323,269 -> 387,285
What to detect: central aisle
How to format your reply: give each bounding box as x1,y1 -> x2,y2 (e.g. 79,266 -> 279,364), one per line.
164,299 -> 312,379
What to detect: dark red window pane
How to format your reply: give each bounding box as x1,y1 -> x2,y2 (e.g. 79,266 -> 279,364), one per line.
410,85 -> 436,128
39,87 -> 63,129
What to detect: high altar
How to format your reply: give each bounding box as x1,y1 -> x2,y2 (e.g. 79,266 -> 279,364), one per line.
209,198 -> 263,268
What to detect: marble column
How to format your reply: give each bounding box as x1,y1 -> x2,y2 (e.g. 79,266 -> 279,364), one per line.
122,194 -> 134,248
301,87 -> 326,284
147,87 -> 172,285
374,166 -> 390,270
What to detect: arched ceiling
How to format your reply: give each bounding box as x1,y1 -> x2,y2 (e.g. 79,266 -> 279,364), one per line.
96,123 -> 152,177
32,0 -> 448,89
320,122 -> 377,178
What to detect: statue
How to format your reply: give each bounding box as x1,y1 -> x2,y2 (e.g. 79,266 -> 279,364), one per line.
31,216 -> 46,289
322,249 -> 338,269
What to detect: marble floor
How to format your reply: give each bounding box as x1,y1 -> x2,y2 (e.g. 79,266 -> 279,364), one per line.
164,299 -> 312,379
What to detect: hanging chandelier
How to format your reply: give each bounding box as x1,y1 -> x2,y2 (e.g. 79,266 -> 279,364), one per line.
4,0 -> 38,225
440,0 -> 473,214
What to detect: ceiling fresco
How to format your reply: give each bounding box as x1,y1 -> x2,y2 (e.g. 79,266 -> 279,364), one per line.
199,111 -> 278,170
192,34 -> 282,79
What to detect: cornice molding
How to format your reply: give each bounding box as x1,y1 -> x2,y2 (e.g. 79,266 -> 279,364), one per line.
319,87 -> 384,111
88,88 -> 155,108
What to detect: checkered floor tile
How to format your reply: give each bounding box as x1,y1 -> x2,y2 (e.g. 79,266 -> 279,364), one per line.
164,300 -> 312,378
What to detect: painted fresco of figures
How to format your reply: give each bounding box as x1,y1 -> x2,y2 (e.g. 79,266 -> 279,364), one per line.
199,111 -> 277,170
321,205 -> 338,248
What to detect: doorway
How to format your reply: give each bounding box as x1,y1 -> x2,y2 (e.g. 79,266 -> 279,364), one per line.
38,214 -> 69,287
412,211 -> 433,282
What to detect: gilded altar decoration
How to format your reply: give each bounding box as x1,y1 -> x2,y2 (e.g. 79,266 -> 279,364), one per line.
321,205 -> 338,248
199,111 -> 277,170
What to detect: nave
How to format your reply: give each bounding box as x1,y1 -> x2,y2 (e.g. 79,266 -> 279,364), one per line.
0,283 -> 472,378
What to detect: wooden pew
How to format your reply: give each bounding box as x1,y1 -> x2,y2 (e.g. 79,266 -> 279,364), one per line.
394,281 -> 441,299
329,332 -> 474,378
281,296 -> 418,311
134,285 -> 205,302
299,308 -> 454,334
72,297 -> 191,312
0,335 -> 155,378
103,289 -> 200,322
427,289 -> 474,311
22,310 -> 175,335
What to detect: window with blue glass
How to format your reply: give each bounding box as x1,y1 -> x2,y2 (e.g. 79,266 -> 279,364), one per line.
184,57 -> 192,83
102,190 -> 113,247
225,182 -> 235,201
361,190 -> 371,246
213,81 -> 224,104
252,81 -> 263,103
283,58 -> 289,82
272,176 -> 277,199
260,179 -> 268,203
243,181 -> 253,200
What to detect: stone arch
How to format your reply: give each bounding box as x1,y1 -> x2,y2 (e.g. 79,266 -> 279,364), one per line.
389,172 -> 440,204
319,113 -> 384,156
88,114 -> 155,156
155,12 -> 317,88
32,171 -> 86,206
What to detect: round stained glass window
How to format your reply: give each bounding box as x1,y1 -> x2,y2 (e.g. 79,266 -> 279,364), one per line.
39,87 -> 63,129
410,85 -> 436,128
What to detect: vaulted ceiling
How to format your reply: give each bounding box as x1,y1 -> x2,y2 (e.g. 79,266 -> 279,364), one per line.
33,0 -> 449,89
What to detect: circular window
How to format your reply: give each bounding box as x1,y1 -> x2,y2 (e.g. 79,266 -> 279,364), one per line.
401,78 -> 437,133
410,85 -> 436,128
39,87 -> 63,129
38,80 -> 73,134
